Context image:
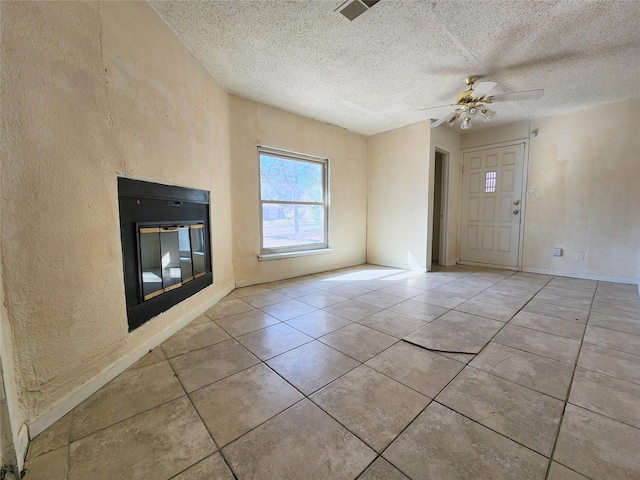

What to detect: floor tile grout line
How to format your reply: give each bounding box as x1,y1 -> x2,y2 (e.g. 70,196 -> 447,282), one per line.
302,394 -> 385,458
464,274 -> 590,373
376,355 -> 555,475
200,267 -> 542,475
166,454 -> 237,480
489,338 -> 582,366
562,398 -> 640,433
359,358 -> 439,400
373,272 -> 568,464
166,355 -> 240,480
354,455 -> 383,479
177,356 -> 261,397
376,272 -> 556,395
25,359 -> 178,463
549,460 -> 596,480
563,286 -> 640,432
239,323 -> 423,477
461,361 -> 572,403
500,320 -> 587,341
578,338 -> 640,358
159,304 -> 435,401
567,355 -> 640,387
449,274 -> 592,401
190,338 -> 372,462
263,351 -> 363,398
29,266 -> 636,479
162,334 -> 244,362
542,279 -> 598,480
430,399 -> 556,458
376,366 -> 471,459
61,382 -> 187,447
45,391 -> 196,476
64,439 -> 70,480
582,317 -> 640,336
583,294 -> 640,336
227,296 -> 409,364
371,268 -> 535,471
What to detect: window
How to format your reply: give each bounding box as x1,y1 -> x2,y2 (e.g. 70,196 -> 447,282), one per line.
259,147 -> 328,255
485,171 -> 497,192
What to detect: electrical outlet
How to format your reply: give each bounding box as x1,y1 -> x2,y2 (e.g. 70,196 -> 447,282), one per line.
553,248 -> 563,257
575,252 -> 585,260
527,189 -> 536,197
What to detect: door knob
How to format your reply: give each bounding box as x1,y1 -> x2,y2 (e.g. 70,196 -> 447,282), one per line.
513,209 -> 520,214
514,200 -> 520,205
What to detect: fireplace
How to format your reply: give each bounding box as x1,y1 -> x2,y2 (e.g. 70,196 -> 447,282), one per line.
118,177 -> 213,331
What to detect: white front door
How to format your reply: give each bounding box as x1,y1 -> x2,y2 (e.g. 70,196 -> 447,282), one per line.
460,143 -> 525,267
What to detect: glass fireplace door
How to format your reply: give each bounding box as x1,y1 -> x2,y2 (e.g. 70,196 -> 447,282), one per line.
139,223 -> 205,301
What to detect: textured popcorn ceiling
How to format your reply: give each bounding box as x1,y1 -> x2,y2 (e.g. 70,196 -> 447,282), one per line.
149,0 -> 640,136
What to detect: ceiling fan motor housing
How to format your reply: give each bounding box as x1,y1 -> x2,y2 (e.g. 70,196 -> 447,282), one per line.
457,89 -> 477,104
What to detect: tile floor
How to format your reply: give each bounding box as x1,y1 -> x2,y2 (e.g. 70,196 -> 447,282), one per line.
24,265 -> 640,479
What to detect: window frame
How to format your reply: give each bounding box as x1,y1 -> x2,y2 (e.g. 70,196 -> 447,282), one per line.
258,146 -> 330,256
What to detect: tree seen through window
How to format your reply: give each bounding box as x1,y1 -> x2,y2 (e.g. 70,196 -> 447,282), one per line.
259,151 -> 328,253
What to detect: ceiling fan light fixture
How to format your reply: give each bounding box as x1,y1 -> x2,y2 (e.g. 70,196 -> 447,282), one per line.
480,107 -> 496,121
425,77 -> 543,131
447,112 -> 460,126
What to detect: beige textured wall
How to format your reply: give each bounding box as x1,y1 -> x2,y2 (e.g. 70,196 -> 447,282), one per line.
430,125 -> 462,266
367,121 -> 431,270
457,103 -> 639,282
524,101 -> 640,282
229,95 -> 368,285
1,0 -> 234,429
461,121 -> 530,150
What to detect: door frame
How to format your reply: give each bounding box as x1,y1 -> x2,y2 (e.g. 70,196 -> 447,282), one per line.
459,139 -> 530,270
427,146 -> 450,271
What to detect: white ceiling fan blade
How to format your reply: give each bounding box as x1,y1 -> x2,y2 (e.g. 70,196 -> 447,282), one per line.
430,110 -> 459,128
488,89 -> 544,103
471,81 -> 497,99
417,103 -> 458,112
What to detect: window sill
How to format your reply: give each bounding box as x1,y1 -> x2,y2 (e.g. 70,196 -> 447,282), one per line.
258,248 -> 333,261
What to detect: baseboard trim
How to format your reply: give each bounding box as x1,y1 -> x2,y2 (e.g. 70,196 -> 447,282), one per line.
367,260 -> 426,272
457,260 -> 519,271
521,266 -> 638,285
233,259 -> 367,287
27,283 -> 234,439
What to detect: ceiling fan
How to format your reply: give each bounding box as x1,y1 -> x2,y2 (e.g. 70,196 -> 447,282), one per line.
424,76 -> 544,129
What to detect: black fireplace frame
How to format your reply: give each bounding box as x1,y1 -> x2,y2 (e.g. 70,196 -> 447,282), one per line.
118,177 -> 213,331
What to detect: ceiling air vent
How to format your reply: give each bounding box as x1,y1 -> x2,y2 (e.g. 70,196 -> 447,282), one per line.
336,0 -> 380,21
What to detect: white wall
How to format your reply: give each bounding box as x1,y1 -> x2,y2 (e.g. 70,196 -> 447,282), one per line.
1,1 -> 235,454
524,101 -> 640,283
367,122 -> 431,270
461,121 -> 530,150
229,95 -> 368,286
458,103 -> 640,283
